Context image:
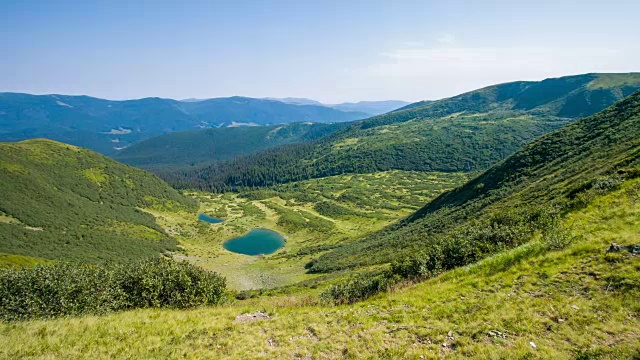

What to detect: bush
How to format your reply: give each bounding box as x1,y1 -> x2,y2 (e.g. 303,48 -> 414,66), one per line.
542,222 -> 574,250
0,258 -> 226,321
391,250 -> 443,280
320,272 -> 400,305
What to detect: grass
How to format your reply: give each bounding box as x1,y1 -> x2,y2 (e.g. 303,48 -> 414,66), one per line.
146,171 -> 469,290
1,176 -> 637,359
588,73 -> 640,90
0,253 -> 49,269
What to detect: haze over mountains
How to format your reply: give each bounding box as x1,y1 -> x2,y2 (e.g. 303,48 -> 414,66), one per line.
264,98 -> 411,115
185,97 -> 410,116
0,94 -> 373,154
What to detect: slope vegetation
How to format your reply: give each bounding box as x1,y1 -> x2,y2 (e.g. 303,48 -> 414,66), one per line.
166,73 -> 640,191
1,175 -> 638,358
0,139 -> 197,264
113,122 -> 348,171
310,89 -> 640,272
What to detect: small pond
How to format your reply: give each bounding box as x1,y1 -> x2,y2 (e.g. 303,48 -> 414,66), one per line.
198,213 -> 224,224
223,228 -> 285,256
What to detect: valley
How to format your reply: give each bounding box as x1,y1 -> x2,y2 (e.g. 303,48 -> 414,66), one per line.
1,75 -> 639,359
4,2 -> 640,357
147,171 -> 470,289
2,176 -> 638,358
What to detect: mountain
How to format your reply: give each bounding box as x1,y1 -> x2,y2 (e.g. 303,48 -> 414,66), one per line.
308,89 -> 640,272
263,97 -> 324,106
113,122 -> 348,171
2,95 -> 639,359
165,73 -> 640,191
328,100 -> 411,115
0,94 -> 368,154
0,139 -> 197,264
266,98 -> 411,115
179,96 -> 369,126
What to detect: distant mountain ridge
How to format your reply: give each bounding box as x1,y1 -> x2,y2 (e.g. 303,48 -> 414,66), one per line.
265,98 -> 411,115
0,94 -> 369,154
164,73 -> 640,191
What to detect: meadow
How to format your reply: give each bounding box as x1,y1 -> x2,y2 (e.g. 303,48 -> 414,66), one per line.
148,171 -> 469,289
1,176 -> 637,359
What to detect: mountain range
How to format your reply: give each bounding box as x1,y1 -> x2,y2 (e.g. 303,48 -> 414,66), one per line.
265,98 -> 411,115
160,73 -> 640,191
0,94 -> 371,154
2,73 -> 640,357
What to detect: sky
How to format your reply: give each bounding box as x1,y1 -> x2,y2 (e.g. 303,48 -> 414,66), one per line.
1,0 -> 639,103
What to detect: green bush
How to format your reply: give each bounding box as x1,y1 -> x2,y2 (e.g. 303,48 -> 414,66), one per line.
320,272 -> 400,305
0,258 -> 226,321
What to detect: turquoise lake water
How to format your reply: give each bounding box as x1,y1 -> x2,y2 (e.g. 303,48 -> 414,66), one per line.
197,213 -> 224,224
222,228 -> 285,256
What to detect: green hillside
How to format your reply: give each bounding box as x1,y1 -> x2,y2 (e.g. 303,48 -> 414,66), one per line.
165,73 -> 640,191
2,165 -> 638,358
113,122 -> 348,171
309,89 -> 640,272
0,94 -> 367,154
0,139 -> 197,264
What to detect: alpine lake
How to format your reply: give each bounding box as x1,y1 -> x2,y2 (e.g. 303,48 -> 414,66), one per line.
197,214 -> 285,255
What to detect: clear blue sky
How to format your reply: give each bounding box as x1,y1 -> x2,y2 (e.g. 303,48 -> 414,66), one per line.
1,0 -> 638,103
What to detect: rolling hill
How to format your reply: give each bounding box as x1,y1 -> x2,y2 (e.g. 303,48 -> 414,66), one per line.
308,88 -> 640,272
165,73 -> 640,191
0,94 -> 368,154
0,139 -> 197,265
113,122 -> 349,171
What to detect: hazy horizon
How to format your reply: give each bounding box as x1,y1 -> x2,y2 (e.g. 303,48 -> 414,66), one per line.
2,0 -> 639,103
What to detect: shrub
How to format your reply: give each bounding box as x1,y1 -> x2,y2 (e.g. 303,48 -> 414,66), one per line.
0,258 -> 226,321
320,272 -> 400,305
542,222 -> 574,250
391,250 -> 443,280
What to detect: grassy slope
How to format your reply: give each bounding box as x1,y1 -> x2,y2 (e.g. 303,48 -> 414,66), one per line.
169,73 -> 640,191
310,90 -> 640,272
1,176 -> 637,359
149,171 -> 469,290
0,139 -> 197,265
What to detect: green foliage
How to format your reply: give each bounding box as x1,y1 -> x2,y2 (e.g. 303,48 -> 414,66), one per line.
309,91 -> 640,272
114,122 -> 349,171
320,271 -> 400,305
0,139 -> 197,263
313,201 -> 361,218
265,202 -> 335,234
164,73 -> 640,191
0,258 -> 226,321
